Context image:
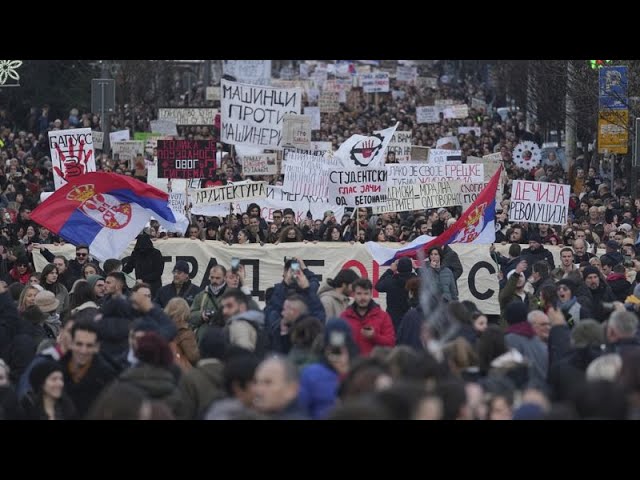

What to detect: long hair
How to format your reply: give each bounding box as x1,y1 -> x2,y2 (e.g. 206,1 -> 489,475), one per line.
40,263 -> 61,294
18,285 -> 39,313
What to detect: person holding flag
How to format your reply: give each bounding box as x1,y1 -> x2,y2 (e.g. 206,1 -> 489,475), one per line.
366,165 -> 503,266
30,172 -> 185,262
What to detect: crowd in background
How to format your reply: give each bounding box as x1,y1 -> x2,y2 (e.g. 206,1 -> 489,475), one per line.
1,60 -> 640,420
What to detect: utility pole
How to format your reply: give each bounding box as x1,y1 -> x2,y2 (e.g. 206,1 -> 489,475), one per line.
565,60 -> 577,162
633,117 -> 640,199
100,61 -> 112,153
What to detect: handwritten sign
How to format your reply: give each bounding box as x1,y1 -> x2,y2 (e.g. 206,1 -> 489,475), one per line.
509,180 -> 570,226
242,154 -> 278,176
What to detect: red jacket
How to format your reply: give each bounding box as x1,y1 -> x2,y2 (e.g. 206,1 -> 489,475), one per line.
341,302 -> 396,356
9,267 -> 30,285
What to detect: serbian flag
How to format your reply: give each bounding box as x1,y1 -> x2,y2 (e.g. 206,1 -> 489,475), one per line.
32,172 -> 177,261
367,165 -> 503,266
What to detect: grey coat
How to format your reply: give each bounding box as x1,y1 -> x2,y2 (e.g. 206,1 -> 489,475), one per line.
423,264 -> 458,302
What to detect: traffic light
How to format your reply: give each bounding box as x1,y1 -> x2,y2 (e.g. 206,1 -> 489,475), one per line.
590,60 -> 612,69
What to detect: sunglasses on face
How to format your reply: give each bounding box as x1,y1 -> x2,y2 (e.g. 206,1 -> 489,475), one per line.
76,253 -> 87,257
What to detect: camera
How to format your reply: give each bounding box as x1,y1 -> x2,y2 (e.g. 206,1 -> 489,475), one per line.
203,310 -> 216,321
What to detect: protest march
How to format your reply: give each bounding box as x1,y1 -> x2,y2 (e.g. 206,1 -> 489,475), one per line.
0,59 -> 638,421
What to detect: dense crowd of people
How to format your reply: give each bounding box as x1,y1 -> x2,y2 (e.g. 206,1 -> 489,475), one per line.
1,60 -> 639,420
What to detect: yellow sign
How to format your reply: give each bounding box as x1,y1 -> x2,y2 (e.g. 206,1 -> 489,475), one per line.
598,109 -> 628,154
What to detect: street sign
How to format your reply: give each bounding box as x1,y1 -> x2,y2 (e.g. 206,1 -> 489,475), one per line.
599,66 -> 628,110
598,109 -> 628,154
91,78 -> 115,114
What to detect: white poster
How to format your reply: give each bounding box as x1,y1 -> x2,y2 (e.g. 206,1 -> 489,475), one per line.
304,106 -> 321,130
375,129 -> 412,163
416,106 -> 440,124
509,180 -> 570,226
206,86 -> 221,102
282,151 -> 330,198
223,60 -> 272,85
150,120 -> 178,136
242,154 -> 278,176
48,128 -> 96,190
221,79 -> 302,149
386,162 -> 484,186
92,131 -> 104,150
428,149 -> 463,164
327,168 -> 388,207
281,114 -> 311,149
109,129 -> 130,144
361,72 -> 390,93
157,108 -> 217,126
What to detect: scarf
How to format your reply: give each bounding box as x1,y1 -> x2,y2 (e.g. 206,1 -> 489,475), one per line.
209,282 -> 226,296
559,296 -> 577,312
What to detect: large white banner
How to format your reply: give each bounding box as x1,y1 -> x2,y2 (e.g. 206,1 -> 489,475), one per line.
158,108 -> 217,126
48,128 -> 96,190
509,180 -> 570,226
386,162 -> 484,186
194,182 -> 267,206
221,79 -> 302,149
33,241 -> 503,314
223,60 -> 272,85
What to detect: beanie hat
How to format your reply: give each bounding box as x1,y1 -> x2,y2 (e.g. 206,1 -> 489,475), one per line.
397,257 -> 413,274
29,360 -> 63,395
528,232 -> 542,244
583,266 -> 600,281
505,301 -> 529,326
556,278 -> 577,295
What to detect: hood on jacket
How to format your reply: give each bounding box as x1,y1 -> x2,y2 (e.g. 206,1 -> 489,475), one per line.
317,282 -> 334,296
319,284 -> 349,302
228,309 -> 265,329
134,233 -> 154,251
